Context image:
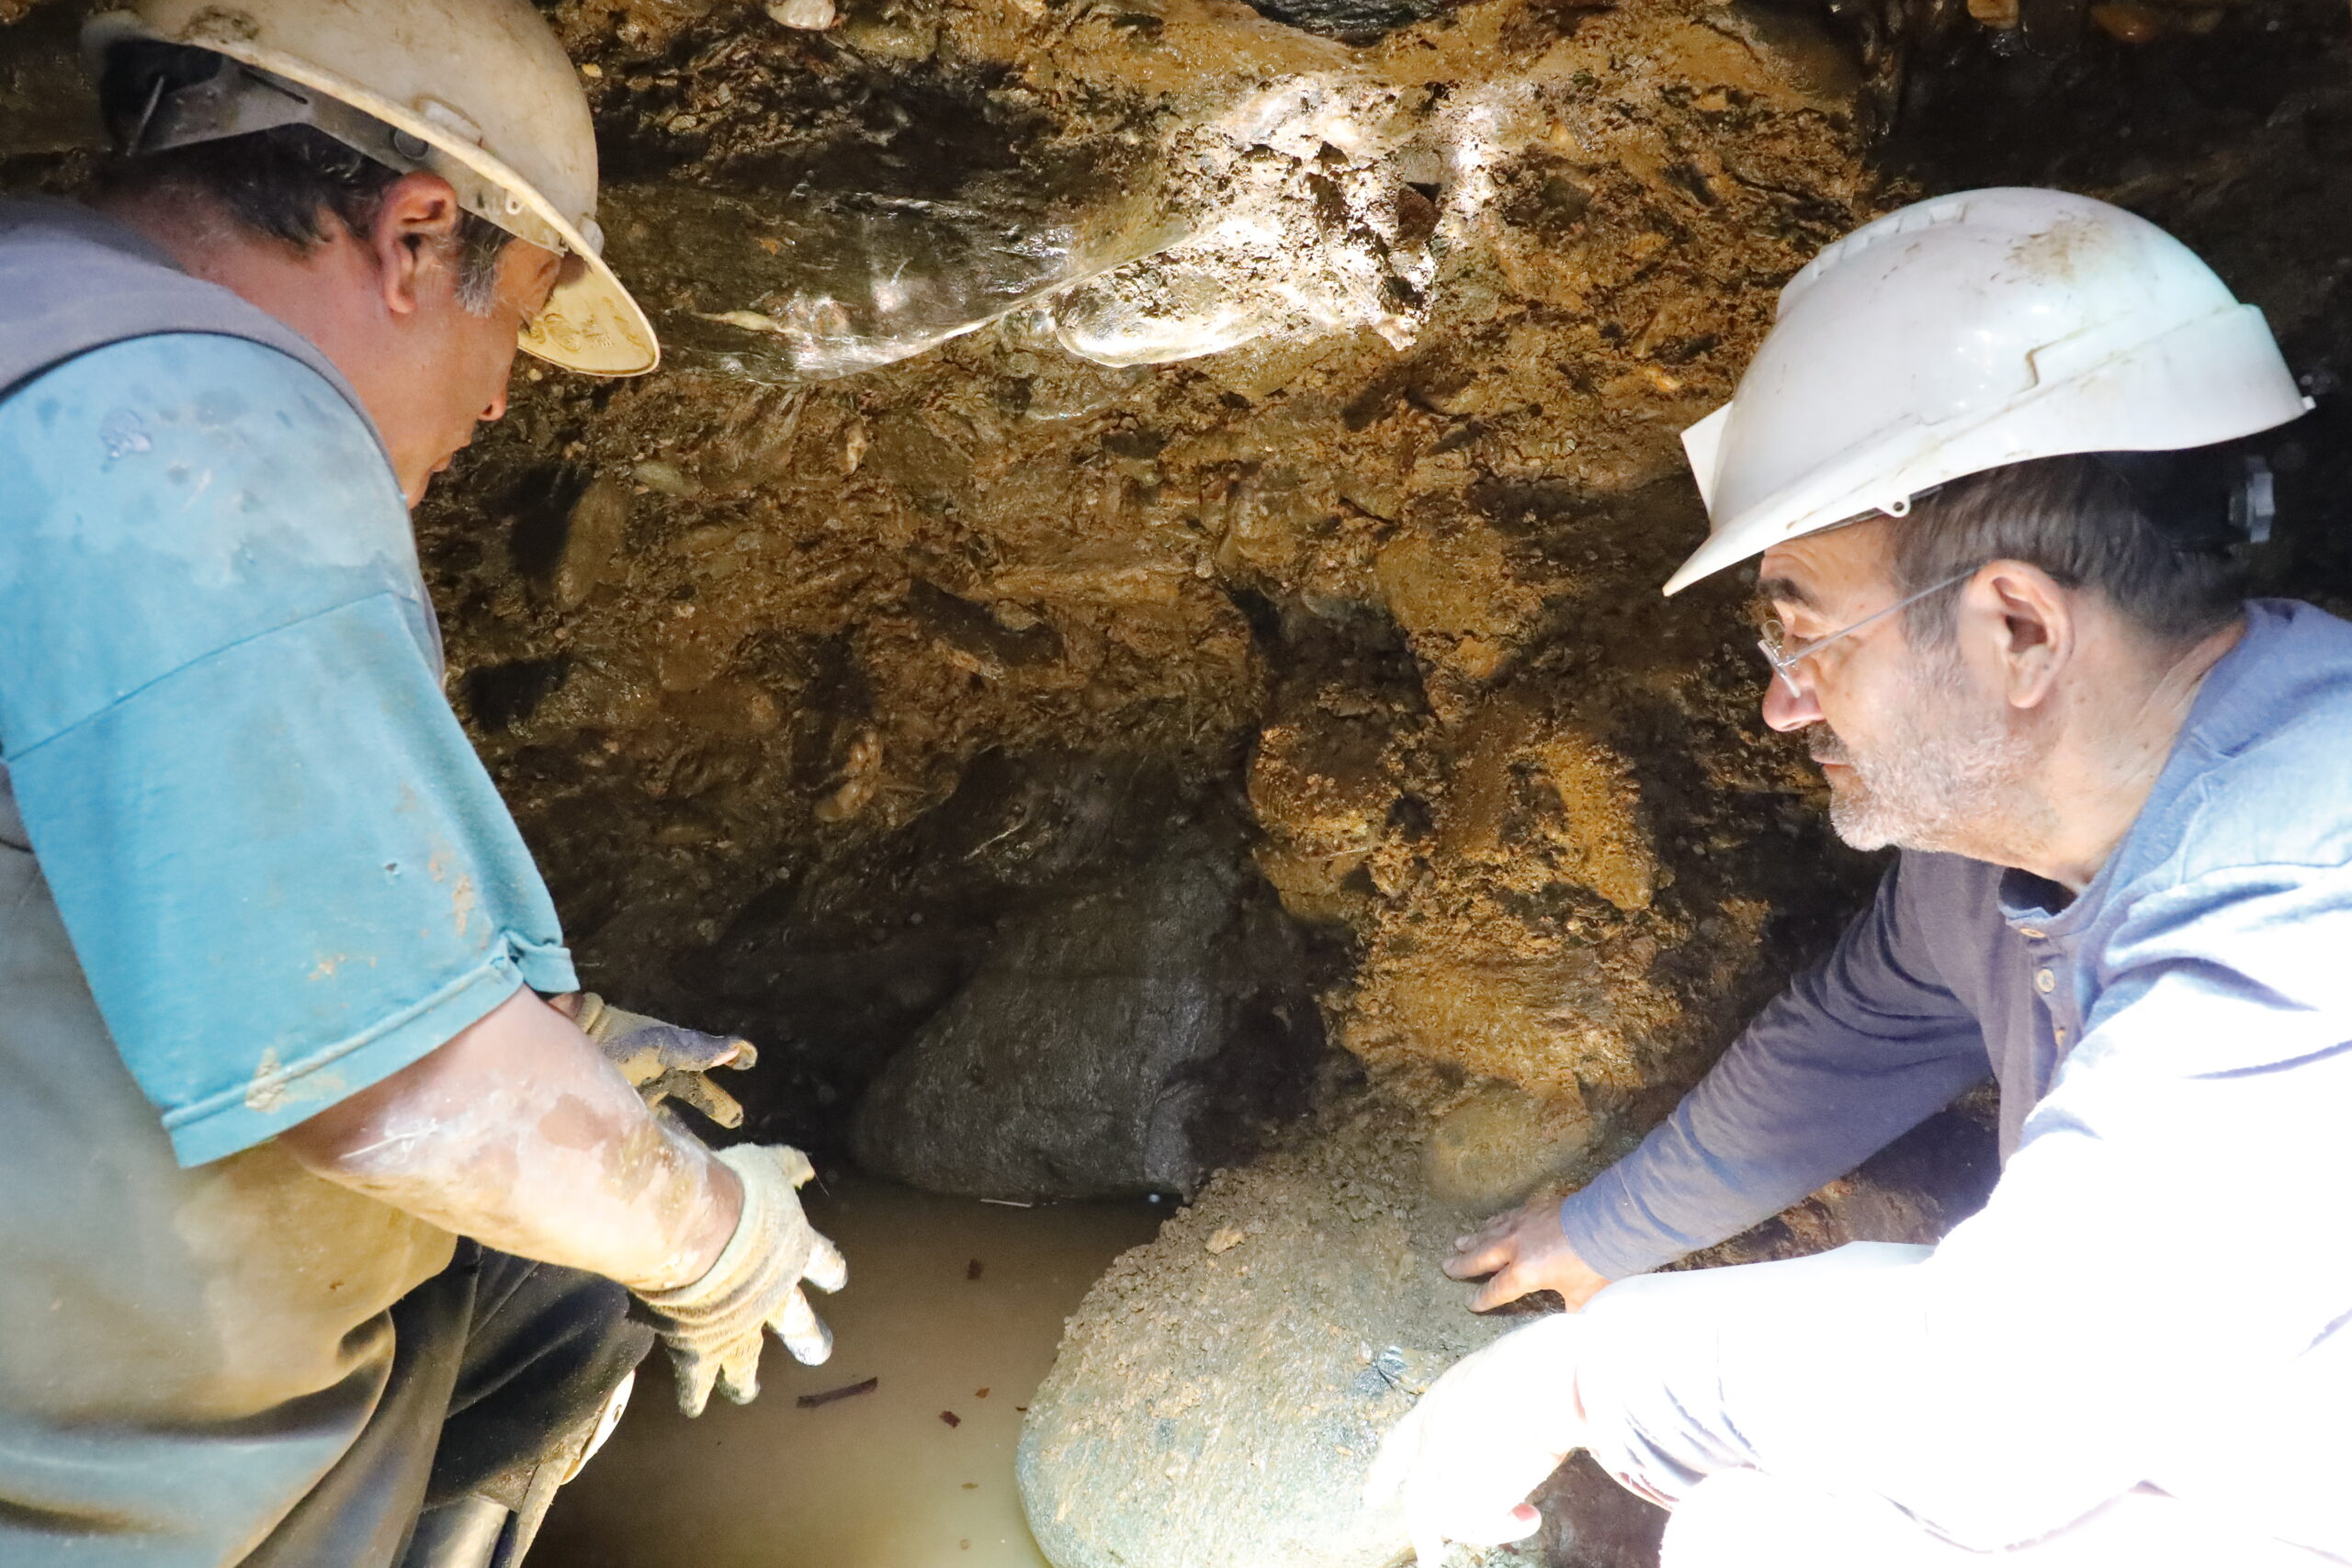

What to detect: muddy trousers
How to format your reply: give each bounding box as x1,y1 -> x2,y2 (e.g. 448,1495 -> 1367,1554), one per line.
240,1242 -> 653,1568
1662,1471 -> 2346,1568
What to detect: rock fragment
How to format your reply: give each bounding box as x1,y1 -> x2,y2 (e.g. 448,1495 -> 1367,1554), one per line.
765,0 -> 836,28
851,821 -> 1323,1201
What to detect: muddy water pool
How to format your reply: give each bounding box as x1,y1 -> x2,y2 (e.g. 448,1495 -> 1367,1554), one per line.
535,1178 -> 1163,1568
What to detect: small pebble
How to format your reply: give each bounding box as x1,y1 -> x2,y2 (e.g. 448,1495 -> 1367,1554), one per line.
2089,0 -> 2164,41
941,1410 -> 962,1427
767,0 -> 837,28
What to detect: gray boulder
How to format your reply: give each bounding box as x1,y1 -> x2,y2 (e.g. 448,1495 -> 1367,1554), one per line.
1017,1097 -> 1996,1568
1015,1092 -> 1525,1568
851,825 -> 1321,1200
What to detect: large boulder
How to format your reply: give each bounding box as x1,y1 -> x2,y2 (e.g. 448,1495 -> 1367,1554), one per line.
1018,1097 -> 1996,1568
851,819 -> 1324,1201
1015,1092 -> 1541,1568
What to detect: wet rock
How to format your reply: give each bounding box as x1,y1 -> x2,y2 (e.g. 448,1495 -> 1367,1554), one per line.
554,477 -> 631,610
764,0 -> 837,28
603,175 -> 1180,381
1424,1077 -> 1598,1210
852,820 -> 1323,1200
1017,1093 -> 1518,1568
1047,77 -> 1431,367
1020,1098 -> 1998,1568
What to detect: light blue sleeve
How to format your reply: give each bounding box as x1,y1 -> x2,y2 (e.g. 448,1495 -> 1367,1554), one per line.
1576,863 -> 2352,1550
0,333 -> 577,1167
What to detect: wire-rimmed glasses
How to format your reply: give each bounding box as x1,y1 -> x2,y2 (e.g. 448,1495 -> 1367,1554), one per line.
1756,568 -> 1979,696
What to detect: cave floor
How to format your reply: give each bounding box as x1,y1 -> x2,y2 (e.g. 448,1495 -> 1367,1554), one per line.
535,1179 -> 1162,1568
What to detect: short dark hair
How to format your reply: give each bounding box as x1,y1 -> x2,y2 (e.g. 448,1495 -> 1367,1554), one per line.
94,40 -> 512,311
1892,450 -> 2251,649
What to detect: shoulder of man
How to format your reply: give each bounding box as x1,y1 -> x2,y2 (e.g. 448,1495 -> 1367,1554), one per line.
0,331 -> 431,755
0,197 -> 379,459
2143,600 -> 2352,884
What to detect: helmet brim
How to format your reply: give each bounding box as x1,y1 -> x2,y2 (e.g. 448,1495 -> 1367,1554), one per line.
523,229 -> 658,376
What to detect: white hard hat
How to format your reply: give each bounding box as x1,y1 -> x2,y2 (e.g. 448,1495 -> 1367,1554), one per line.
85,0 -> 658,376
1665,187 -> 2309,595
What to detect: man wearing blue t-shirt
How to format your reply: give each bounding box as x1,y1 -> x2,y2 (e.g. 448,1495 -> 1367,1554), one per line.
0,5 -> 843,1566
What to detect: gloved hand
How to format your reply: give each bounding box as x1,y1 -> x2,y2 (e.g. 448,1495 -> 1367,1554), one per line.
636,1143 -> 847,1416
572,993 -> 755,1130
1363,1313 -> 1589,1564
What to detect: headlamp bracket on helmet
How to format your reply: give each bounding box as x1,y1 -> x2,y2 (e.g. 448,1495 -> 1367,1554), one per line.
120,50 -> 571,256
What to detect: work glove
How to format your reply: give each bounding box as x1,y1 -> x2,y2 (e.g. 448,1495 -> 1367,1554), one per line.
637,1143 -> 848,1416
1363,1312 -> 1589,1564
573,992 -> 755,1130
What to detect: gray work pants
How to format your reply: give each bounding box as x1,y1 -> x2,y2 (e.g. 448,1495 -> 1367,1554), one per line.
243,1246 -> 652,1568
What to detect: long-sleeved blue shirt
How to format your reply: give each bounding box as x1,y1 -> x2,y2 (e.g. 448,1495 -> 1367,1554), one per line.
1560,599 -> 2352,1556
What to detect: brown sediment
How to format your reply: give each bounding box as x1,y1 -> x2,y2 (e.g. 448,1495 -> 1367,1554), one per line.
378,0 -> 1895,1158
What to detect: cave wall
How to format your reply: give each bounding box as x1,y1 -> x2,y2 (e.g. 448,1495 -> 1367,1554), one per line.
6,0 -> 2352,1175
432,0 -> 1890,1170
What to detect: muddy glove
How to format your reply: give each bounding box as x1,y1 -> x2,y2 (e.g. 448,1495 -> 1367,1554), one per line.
573,993 -> 754,1130
638,1144 -> 848,1416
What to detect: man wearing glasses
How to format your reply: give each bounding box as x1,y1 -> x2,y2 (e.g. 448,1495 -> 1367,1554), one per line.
1369,187 -> 2352,1565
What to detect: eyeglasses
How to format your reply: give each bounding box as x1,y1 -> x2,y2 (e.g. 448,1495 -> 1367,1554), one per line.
1756,568 -> 1979,696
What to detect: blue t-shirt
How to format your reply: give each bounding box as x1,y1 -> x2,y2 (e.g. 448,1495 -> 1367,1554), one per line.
0,332 -> 577,1166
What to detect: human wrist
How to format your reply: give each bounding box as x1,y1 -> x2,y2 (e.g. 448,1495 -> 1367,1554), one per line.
626,1134 -> 746,1293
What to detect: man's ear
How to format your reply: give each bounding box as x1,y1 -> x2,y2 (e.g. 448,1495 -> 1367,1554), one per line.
1963,559 -> 2074,711
367,171 -> 466,320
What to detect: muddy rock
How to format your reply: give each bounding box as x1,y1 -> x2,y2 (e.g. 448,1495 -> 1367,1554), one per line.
1019,1098 -> 1996,1568
1016,1092 -> 1524,1568
851,821 -> 1325,1200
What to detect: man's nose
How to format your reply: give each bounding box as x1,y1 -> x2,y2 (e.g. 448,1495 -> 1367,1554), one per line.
481,382 -> 509,423
1761,669 -> 1823,732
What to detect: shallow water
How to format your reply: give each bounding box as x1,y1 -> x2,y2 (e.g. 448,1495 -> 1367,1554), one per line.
535,1178 -> 1163,1568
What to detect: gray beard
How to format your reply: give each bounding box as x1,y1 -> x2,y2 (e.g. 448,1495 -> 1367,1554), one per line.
1815,654 -> 2032,855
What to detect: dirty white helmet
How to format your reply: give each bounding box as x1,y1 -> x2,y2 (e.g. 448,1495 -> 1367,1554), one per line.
84,0 -> 658,376
1665,186 -> 2309,595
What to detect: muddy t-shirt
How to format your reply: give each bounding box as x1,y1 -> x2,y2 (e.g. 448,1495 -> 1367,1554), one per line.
0,333 -> 576,1563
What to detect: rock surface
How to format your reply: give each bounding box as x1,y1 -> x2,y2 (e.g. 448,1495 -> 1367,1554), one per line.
1017,1092 -> 1519,1568
852,821 -> 1324,1199
1018,1099 -> 1996,1568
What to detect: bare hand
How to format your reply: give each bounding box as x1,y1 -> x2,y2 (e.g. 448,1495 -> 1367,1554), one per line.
1444,1191 -> 1612,1311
